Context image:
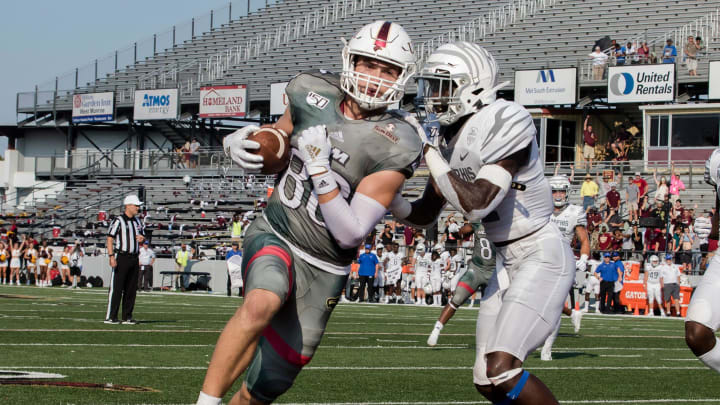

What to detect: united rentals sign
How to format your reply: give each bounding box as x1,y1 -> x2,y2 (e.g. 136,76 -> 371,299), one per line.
607,64 -> 675,103
199,85 -> 247,118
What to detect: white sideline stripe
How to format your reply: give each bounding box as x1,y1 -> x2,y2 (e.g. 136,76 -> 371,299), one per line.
598,354 -> 643,358
376,339 -> 417,343
279,400 -> 720,405
0,366 -> 712,371
661,358 -> 701,361
0,343 -> 213,347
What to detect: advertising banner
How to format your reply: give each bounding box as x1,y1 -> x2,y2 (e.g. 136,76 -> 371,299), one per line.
72,92 -> 114,123
133,89 -> 179,120
199,85 -> 247,118
709,61 -> 720,100
514,68 -> 577,106
607,64 -> 675,103
270,82 -> 289,116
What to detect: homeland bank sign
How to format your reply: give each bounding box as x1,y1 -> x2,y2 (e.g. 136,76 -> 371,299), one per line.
607,64 -> 675,103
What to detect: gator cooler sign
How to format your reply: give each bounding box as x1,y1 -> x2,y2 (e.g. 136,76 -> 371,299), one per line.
199,85 -> 247,118
607,64 -> 675,103
133,89 -> 179,120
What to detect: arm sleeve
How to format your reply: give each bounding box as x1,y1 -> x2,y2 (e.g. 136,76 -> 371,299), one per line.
318,192 -> 389,250
107,219 -> 119,238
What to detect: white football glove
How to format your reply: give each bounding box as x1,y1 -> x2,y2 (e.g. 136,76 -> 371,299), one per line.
576,254 -> 588,273
223,125 -> 263,171
297,125 -> 332,176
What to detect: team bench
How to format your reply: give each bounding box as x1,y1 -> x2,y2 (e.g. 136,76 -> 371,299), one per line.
159,271 -> 212,292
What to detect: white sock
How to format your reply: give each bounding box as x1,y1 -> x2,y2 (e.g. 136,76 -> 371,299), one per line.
699,337 -> 720,373
543,320 -> 561,353
434,320 -> 444,331
196,391 -> 223,405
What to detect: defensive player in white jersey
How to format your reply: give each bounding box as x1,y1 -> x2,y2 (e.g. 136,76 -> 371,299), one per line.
685,148 -> 720,373
644,255 -> 666,317
540,175 -> 590,360
414,244 -> 432,305
391,42 -> 574,404
384,243 -> 403,303
430,250 -> 445,306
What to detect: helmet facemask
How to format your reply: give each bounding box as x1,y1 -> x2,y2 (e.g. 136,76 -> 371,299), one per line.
416,71 -> 464,125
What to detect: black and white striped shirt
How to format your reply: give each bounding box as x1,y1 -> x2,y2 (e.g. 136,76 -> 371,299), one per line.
108,214 -> 144,254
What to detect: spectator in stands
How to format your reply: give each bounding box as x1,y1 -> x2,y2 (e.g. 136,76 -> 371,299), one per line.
606,183 -> 621,214
653,169 -> 669,203
669,163 -> 685,203
628,42 -> 639,64
626,179 -> 640,224
631,225 -> 644,261
684,36 -> 701,76
189,138 -> 201,168
587,207 -> 603,229
606,209 -> 624,233
662,254 -> 681,316
404,225 -> 415,251
611,229 -> 624,251
230,213 -> 243,244
674,225 -> 695,272
596,174 -> 612,212
581,174 -> 599,212
614,43 -> 626,66
582,116 -> 597,170
380,224 -> 394,247
357,244 -> 379,303
598,224 -> 613,253
632,172 -> 648,199
662,39 -> 677,64
225,242 -> 242,297
589,46 -> 609,80
138,241 -> 155,292
174,243 -> 191,292
637,42 -> 650,63
445,217 -> 460,250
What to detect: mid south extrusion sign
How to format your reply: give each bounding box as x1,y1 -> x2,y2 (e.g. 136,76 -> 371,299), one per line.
514,68 -> 577,106
607,64 -> 675,103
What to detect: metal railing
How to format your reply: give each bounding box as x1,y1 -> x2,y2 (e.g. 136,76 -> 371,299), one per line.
416,0 -> 556,63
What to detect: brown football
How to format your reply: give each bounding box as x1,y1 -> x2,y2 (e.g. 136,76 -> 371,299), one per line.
247,127 -> 291,174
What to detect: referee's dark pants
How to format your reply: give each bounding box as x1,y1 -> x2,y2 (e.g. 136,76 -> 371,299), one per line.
106,253 -> 140,321
599,280 -> 615,314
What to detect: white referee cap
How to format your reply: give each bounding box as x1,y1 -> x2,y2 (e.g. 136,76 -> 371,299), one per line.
123,195 -> 143,206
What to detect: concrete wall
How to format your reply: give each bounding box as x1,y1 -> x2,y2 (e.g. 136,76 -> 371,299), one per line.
81,256 -> 230,294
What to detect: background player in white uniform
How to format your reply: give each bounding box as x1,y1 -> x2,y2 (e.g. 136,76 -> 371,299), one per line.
413,244 -> 432,305
373,244 -> 388,302
686,148 -> 720,373
391,42 -> 574,404
430,250 -> 444,306
644,255 -> 666,317
661,254 -> 681,316
540,175 -> 589,360
585,259 -> 601,311
384,243 -> 403,303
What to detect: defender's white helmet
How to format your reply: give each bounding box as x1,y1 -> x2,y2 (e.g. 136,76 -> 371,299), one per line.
415,244 -> 426,254
548,175 -> 572,208
418,41 -> 507,125
341,21 -> 417,110
441,280 -> 450,290
704,148 -> 720,188
649,255 -> 660,267
423,282 -> 433,295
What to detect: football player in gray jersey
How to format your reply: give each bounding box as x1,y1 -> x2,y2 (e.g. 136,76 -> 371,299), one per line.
200,21 -> 424,405
391,42 -> 574,405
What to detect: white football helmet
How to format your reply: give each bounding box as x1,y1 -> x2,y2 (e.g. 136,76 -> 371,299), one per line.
423,281 -> 433,295
341,21 -> 417,110
441,280 -> 450,290
649,255 -> 660,267
704,148 -> 720,189
415,244 -> 426,254
548,175 -> 571,208
417,41 -> 509,125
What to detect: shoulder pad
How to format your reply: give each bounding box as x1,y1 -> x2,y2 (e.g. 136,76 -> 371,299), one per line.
462,99 -> 535,164
286,70 -> 342,106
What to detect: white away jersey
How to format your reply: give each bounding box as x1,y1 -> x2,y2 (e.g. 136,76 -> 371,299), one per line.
447,99 -> 552,242
550,204 -> 587,244
415,252 -> 432,272
645,263 -> 663,285
386,251 -> 403,270
375,252 -> 389,271
431,258 -> 445,278
450,253 -> 465,273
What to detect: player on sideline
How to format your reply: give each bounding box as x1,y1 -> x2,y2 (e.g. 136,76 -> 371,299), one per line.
644,255 -> 666,317
428,223 -> 497,346
686,149 -> 720,373
384,243 -> 403,303
539,175 -> 590,361
391,42 -> 574,404
198,21 -> 423,405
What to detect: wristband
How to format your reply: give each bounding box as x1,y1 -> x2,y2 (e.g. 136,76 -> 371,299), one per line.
579,254 -> 589,263
311,170 -> 338,195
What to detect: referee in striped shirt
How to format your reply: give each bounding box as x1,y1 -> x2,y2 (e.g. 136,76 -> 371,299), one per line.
105,195 -> 145,324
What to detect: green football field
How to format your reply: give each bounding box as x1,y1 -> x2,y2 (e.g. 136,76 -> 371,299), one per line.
1,285 -> 719,405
